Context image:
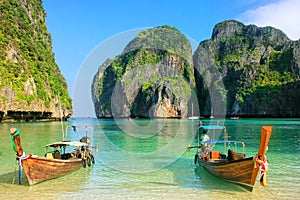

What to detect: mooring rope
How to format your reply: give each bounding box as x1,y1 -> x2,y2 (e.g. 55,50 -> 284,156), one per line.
263,186 -> 280,200
5,160 -> 18,194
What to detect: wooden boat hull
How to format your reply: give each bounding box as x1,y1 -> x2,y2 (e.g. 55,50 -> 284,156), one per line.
195,126 -> 272,191
198,157 -> 256,191
21,155 -> 82,185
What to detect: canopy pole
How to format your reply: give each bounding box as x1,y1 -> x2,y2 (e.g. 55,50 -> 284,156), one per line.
223,127 -> 228,153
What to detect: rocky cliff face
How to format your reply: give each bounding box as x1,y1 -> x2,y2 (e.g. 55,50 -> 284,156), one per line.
92,26 -> 197,118
0,0 -> 72,121
194,20 -> 300,117
93,21 -> 300,118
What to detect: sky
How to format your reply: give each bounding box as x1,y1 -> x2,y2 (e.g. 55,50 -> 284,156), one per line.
42,0 -> 300,117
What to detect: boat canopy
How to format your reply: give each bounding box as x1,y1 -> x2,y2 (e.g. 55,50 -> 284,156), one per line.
202,139 -> 235,144
45,141 -> 89,148
200,125 -> 225,130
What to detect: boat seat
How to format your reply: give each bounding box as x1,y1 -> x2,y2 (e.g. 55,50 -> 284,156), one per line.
232,152 -> 245,160
210,150 -> 220,159
220,153 -> 226,159
45,153 -> 53,159
53,150 -> 61,159
61,153 -> 72,160
227,149 -> 245,161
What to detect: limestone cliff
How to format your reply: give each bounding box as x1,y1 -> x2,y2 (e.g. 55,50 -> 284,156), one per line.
92,26 -> 197,118
93,21 -> 300,118
193,20 -> 300,117
0,0 -> 72,121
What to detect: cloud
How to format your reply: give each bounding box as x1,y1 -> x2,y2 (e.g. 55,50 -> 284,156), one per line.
238,0 -> 300,40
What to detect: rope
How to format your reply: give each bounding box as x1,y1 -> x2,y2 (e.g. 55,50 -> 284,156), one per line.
263,186 -> 280,200
255,174 -> 280,199
5,160 -> 18,194
14,152 -> 28,185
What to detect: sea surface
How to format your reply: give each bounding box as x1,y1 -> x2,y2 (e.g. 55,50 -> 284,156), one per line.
0,118 -> 299,200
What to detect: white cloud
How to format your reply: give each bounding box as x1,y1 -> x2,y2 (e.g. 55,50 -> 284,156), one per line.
238,0 -> 300,40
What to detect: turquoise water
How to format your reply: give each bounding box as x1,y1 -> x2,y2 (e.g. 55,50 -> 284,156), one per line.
0,118 -> 299,199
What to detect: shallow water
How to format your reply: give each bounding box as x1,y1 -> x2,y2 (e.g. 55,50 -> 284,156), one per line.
0,118 -> 299,199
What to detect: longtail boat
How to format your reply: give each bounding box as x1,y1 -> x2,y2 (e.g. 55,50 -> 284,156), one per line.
10,126 -> 97,185
189,125 -> 272,191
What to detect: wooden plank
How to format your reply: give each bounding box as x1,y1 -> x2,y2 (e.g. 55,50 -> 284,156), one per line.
199,157 -> 255,191
197,126 -> 273,191
250,126 -> 272,187
257,126 -> 272,156
22,156 -> 82,185
10,128 -> 24,157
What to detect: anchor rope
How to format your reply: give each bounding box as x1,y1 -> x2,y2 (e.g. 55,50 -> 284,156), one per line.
5,160 -> 18,194
263,185 -> 280,200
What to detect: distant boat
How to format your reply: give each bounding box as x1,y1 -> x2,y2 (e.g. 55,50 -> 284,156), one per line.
189,125 -> 272,191
209,108 -> 214,119
230,116 -> 240,120
10,126 -> 97,185
189,116 -> 200,120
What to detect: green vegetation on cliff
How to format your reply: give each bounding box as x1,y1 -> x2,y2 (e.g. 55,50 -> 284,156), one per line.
95,26 -> 195,100
124,25 -> 192,61
195,20 -> 300,117
92,26 -> 195,118
0,0 -> 72,110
